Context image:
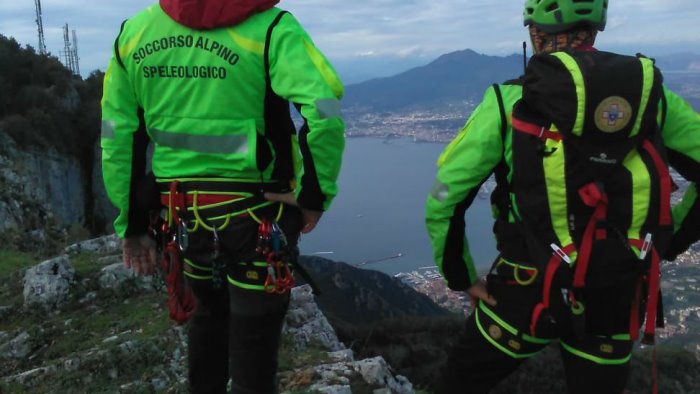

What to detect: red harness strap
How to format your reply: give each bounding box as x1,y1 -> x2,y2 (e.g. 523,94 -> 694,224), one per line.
573,183 -> 609,289
160,193 -> 246,208
641,140 -> 672,226
530,244 -> 577,336
629,276 -> 644,342
512,117 -> 563,142
167,181 -> 186,227
628,238 -> 661,345
628,237 -> 661,394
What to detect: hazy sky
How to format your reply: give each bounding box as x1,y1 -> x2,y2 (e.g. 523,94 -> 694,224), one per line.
1,0 -> 699,80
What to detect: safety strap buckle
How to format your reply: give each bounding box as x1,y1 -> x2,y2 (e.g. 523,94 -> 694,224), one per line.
639,233 -> 653,260
550,243 -> 572,265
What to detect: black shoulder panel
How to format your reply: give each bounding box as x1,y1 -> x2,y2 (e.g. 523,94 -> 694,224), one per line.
113,20 -> 128,70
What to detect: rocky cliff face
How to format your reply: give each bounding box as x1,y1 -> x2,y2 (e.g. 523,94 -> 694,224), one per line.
0,133 -> 116,244
0,134 -> 84,229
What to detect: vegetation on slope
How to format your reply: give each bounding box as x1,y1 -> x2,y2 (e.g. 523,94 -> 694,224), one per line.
0,34 -> 102,160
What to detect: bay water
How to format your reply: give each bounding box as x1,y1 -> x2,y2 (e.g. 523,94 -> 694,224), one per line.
298,137 -> 497,276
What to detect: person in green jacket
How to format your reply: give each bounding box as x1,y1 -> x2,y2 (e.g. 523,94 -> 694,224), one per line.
425,0 -> 700,393
101,0 -> 344,392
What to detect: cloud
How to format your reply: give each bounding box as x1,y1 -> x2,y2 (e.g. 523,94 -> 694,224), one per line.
1,0 -> 698,77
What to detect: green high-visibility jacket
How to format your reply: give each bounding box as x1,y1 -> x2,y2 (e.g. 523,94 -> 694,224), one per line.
425,83 -> 700,290
101,5 -> 345,237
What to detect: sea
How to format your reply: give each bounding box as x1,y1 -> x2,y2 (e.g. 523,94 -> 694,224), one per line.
298,137 -> 497,276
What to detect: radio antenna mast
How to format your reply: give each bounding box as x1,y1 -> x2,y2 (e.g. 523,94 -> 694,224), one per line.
71,29 -> 80,76
34,0 -> 47,54
60,24 -> 81,76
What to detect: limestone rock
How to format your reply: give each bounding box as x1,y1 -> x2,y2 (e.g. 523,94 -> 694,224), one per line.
285,285 -> 344,351
0,331 -> 31,360
65,234 -> 121,255
353,356 -> 413,394
3,365 -> 57,386
98,263 -> 156,292
23,255 -> 75,310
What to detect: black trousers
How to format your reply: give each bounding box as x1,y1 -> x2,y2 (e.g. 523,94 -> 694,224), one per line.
435,263 -> 636,394
182,204 -> 302,394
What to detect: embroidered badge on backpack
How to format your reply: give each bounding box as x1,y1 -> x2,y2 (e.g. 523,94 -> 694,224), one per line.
594,96 -> 633,133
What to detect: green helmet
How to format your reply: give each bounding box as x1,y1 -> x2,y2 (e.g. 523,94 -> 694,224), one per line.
523,0 -> 608,33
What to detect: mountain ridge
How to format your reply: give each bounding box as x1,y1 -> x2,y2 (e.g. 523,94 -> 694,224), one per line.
343,49 -> 523,112
341,48 -> 700,141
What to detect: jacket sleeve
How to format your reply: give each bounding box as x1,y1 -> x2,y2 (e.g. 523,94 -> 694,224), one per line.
661,88 -> 700,260
425,86 -> 505,290
268,13 -> 345,211
100,23 -> 150,238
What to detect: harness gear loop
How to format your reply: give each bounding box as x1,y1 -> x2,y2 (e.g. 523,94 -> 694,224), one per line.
513,264 -> 538,286
248,202 -> 284,224
496,258 -> 539,286
192,190 -> 231,232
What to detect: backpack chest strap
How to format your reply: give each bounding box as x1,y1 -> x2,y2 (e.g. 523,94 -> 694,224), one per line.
512,117 -> 562,142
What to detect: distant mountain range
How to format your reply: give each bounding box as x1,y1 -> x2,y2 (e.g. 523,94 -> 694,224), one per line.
341,49 -> 700,140
343,49 -> 523,112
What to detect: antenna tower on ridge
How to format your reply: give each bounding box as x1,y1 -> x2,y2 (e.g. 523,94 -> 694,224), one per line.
34,0 -> 47,54
71,29 -> 80,76
60,24 -> 81,76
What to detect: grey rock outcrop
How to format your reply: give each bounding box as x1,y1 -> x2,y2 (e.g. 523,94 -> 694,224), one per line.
285,285 -> 345,352
65,233 -> 121,255
298,354 -> 414,394
0,332 -> 31,360
22,255 -> 75,310
282,285 -> 414,394
99,263 -> 158,292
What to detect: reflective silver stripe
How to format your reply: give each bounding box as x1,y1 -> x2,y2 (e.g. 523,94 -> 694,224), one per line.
101,120 -> 115,139
430,179 -> 449,202
315,99 -> 341,119
150,128 -> 249,155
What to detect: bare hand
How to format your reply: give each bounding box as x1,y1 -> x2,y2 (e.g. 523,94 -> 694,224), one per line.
467,279 -> 497,308
264,192 -> 324,234
122,234 -> 158,276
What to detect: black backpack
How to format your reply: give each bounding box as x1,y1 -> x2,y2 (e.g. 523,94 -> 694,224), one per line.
499,50 -> 672,343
